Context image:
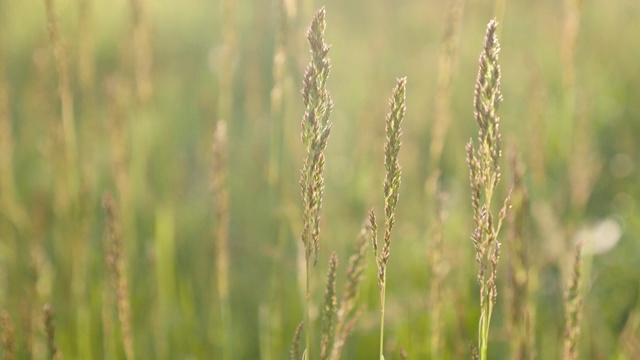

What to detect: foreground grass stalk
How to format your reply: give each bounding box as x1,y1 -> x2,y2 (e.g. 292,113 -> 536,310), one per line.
299,7 -> 333,359
371,77 -> 407,360
467,19 -> 510,360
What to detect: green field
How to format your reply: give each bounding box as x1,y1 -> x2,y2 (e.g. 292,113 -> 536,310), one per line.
0,0 -> 639,359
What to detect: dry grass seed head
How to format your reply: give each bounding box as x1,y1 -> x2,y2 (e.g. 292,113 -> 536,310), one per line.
300,7 -> 333,266
290,321 -> 304,360
381,77 -> 407,278
320,253 -> 339,360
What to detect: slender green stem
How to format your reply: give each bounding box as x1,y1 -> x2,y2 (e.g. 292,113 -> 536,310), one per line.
306,252 -> 311,360
479,299 -> 495,360
379,282 -> 386,360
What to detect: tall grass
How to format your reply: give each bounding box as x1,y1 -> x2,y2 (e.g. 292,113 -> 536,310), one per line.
370,77 -> 407,360
0,1 -> 638,359
466,19 -> 510,360
298,7 -> 333,359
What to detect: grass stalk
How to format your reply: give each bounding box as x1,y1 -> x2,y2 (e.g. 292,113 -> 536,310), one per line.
305,256 -> 311,359
291,321 -> 304,360
371,77 -> 407,360
77,0 -> 95,96
0,310 -> 16,360
0,25 -> 29,231
467,19 -> 510,360
43,304 -> 62,360
299,7 -> 334,359
264,1 -> 297,356
562,242 -> 583,360
129,0 -> 153,105
429,0 -> 464,169
43,0 -> 79,209
212,120 -> 232,360
330,219 -> 369,360
505,148 -> 535,360
102,193 -> 135,360
320,253 -> 338,360
429,189 -> 448,359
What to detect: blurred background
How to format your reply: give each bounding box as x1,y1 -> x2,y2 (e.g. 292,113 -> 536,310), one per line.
0,0 -> 639,358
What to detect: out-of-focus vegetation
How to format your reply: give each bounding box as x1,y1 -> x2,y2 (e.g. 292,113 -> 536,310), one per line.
0,0 -> 639,359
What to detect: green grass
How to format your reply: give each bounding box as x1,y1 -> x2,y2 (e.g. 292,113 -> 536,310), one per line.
0,0 -> 639,359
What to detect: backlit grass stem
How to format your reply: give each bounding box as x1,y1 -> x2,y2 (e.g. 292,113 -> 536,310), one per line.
371,77 -> 406,360
467,19 -> 510,360
299,7 -> 333,359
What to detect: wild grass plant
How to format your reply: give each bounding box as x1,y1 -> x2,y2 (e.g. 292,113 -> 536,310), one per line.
370,77 -> 407,360
466,19 -> 510,359
0,1 -> 639,359
298,7 -> 333,358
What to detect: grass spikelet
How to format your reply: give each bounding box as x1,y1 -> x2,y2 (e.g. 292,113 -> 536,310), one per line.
320,253 -> 338,360
291,321 -> 304,360
372,77 -> 407,360
43,304 -> 62,360
0,310 -> 16,360
102,192 -> 135,360
299,7 -> 333,359
330,219 -> 370,360
300,6 -> 333,267
562,242 -> 583,360
467,19 -> 510,360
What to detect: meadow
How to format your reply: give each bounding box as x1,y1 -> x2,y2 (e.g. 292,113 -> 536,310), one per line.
0,0 -> 639,359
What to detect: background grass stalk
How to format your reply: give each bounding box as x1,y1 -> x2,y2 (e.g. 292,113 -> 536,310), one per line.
330,219 -> 369,360
212,120 -> 232,359
103,193 -> 135,360
505,148 -> 535,360
43,304 -> 62,360
562,242 -> 583,360
44,0 -> 79,207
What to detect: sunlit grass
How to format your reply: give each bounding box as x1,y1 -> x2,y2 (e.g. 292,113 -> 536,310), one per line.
0,1 -> 638,359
